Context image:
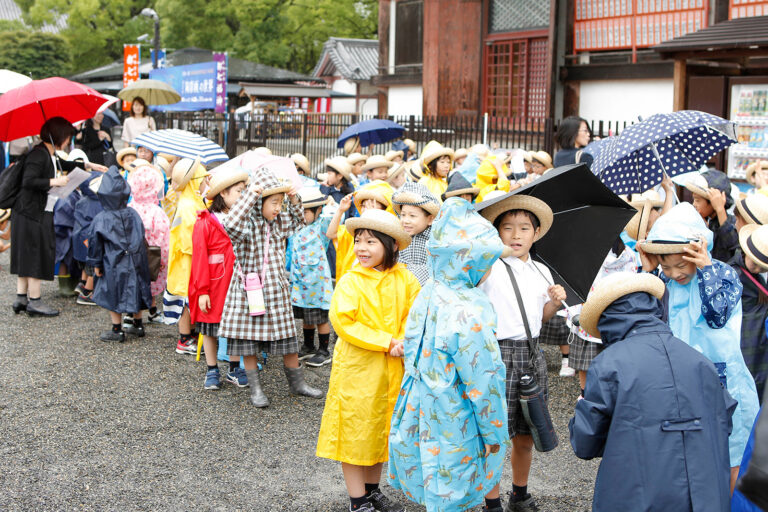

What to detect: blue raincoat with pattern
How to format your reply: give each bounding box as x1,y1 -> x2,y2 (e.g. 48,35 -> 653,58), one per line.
389,198 -> 509,511
646,202 -> 759,466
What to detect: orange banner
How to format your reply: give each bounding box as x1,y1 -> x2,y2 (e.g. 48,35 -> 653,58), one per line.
123,44 -> 140,112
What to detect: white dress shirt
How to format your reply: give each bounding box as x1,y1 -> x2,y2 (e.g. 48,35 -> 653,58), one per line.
479,255 -> 553,341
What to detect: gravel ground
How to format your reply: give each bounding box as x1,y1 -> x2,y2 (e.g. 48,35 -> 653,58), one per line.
0,251 -> 597,511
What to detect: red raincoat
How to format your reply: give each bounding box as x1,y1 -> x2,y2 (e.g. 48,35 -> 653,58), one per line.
189,209 -> 235,324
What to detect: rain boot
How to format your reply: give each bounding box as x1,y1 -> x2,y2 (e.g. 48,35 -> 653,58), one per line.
12,294 -> 28,314
283,365 -> 324,399
245,368 -> 269,408
26,298 -> 59,317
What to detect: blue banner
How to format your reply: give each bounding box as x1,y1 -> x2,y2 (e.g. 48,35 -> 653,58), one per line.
150,48 -> 167,69
150,62 -> 217,111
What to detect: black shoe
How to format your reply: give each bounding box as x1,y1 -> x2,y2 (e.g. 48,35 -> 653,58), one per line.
505,494 -> 539,512
484,507 -> 504,512
305,347 -> 332,367
298,344 -> 316,360
12,296 -> 28,314
124,324 -> 146,337
367,488 -> 404,512
100,330 -> 126,343
26,299 -> 59,317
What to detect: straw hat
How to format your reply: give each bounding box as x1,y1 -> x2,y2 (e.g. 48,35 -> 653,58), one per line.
406,161 -> 423,182
421,141 -> 455,168
385,150 -> 404,162
469,144 -> 490,159
624,201 -> 652,241
454,148 -> 469,161
156,156 -> 171,175
579,273 -> 666,338
443,172 -> 480,201
299,187 -> 329,209
637,239 -> 696,255
345,209 -> 411,250
291,153 -> 310,174
736,193 -> 768,226
478,194 -> 554,241
746,160 -> 768,186
354,181 -> 394,212
172,156 -> 206,191
127,158 -> 152,173
531,151 -> 553,169
739,224 -> 768,271
391,185 -> 440,217
628,189 -> 664,209
206,170 -> 249,200
347,152 -> 367,166
684,174 -> 710,198
157,152 -> 175,161
523,151 -> 533,163
262,179 -> 292,198
0,209 -> 10,223
362,155 -> 395,172
386,163 -> 407,185
116,147 -> 137,168
325,156 -> 354,181
253,147 -> 272,156
343,137 -> 361,155
403,139 -> 416,153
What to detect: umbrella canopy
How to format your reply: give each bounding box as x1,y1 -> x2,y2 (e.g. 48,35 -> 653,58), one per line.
591,110 -> 737,195
118,79 -> 181,105
131,129 -> 228,165
0,70 -> 32,94
0,77 -> 109,141
475,163 -> 636,302
337,118 -> 405,149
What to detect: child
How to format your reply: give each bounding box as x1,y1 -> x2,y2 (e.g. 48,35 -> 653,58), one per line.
291,153 -> 318,188
290,187 -> 334,367
454,147 -> 468,167
116,147 -> 137,172
477,194 -> 565,512
686,170 -> 739,262
87,167 -> 152,342
389,197 -> 510,512
71,174 -> 104,305
419,141 -> 453,199
385,149 -> 404,164
442,172 -> 480,203
391,182 -> 439,285
166,157 -> 208,354
734,192 -> 768,230
316,209 -> 420,512
218,167 -> 323,407
189,170 -> 250,390
638,202 -> 759,490
347,152 -> 367,185
745,160 -> 768,193
127,164 -> 170,337
570,273 -> 735,511
321,156 -> 356,278
361,155 -> 395,183
529,151 -> 553,175
732,224 -> 768,402
386,163 -> 407,191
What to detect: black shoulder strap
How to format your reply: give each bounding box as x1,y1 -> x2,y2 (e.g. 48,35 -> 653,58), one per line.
501,259 -> 539,369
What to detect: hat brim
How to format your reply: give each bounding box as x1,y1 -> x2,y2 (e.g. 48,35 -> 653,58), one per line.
386,165 -> 406,185
478,195 -> 554,241
206,171 -> 250,200
739,224 -> 768,271
362,160 -> 396,172
354,189 -> 390,213
116,147 -> 137,167
302,197 -> 329,209
624,202 -> 651,241
345,216 -> 411,250
443,187 -> 480,200
422,148 -> 454,168
175,156 -> 204,191
637,240 -> 694,254
326,161 -> 353,181
347,155 -> 366,165
736,197 -> 768,226
685,182 -> 709,198
580,273 -> 666,338
262,184 -> 292,198
391,191 -> 440,216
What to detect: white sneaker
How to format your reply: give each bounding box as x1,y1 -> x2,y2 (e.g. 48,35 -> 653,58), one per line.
559,358 -> 576,377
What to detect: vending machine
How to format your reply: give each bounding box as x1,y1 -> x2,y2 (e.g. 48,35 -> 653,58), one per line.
728,81 -> 768,180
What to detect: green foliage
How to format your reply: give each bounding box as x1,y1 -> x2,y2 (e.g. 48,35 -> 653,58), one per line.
0,30 -> 71,79
0,19 -> 25,32
21,0 -> 378,75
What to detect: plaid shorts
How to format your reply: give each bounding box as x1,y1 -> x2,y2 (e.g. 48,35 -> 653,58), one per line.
227,336 -> 299,357
292,306 -> 329,326
569,334 -> 604,371
198,322 -> 219,338
539,315 -> 569,346
499,337 -> 548,438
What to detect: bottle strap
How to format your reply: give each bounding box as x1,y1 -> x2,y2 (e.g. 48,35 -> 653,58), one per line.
501,260 -> 539,369
740,265 -> 768,297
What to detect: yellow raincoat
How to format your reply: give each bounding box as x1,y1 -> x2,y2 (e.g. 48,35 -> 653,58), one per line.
474,155 -> 512,202
317,263 -> 421,466
418,175 -> 447,200
166,167 -> 207,296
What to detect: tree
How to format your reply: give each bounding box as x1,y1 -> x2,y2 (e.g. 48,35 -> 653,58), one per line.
0,31 -> 71,79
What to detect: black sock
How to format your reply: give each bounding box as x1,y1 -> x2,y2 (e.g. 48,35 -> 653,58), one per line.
580,388 -> 585,398
79,279 -> 86,286
364,483 -> 379,496
29,296 -> 40,301
207,365 -> 217,371
149,306 -> 157,315
111,323 -> 122,333
180,333 -> 192,341
83,287 -> 92,294
318,332 -> 330,350
303,328 -> 315,348
561,352 -> 568,359
16,293 -> 26,299
512,485 -> 528,502
485,497 -> 502,509
133,318 -> 143,327
229,360 -> 239,372
349,495 -> 368,510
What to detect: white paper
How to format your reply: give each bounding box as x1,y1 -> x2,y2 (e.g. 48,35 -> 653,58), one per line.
48,167 -> 91,199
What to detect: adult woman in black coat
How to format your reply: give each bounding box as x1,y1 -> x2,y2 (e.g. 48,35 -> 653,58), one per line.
11,117 -> 106,317
553,116 -> 593,168
78,112 -> 112,165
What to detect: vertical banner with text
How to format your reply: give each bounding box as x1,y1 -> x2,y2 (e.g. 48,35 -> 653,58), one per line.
123,44 -> 140,111
213,52 -> 228,113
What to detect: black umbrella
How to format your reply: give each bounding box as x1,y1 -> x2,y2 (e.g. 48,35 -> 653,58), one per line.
475,163 -> 637,302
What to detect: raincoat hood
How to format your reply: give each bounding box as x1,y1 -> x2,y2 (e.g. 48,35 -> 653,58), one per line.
97,166 -> 131,211
645,202 -> 714,252
428,197 -> 505,287
180,163 -> 208,198
249,166 -> 291,223
455,152 -> 482,183
596,291 -> 670,345
704,169 -> 734,210
353,179 -> 395,214
128,165 -> 164,205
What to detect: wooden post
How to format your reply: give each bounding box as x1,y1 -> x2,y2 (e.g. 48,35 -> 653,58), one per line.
673,59 -> 687,111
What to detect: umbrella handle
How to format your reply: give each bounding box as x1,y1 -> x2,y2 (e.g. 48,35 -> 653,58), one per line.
531,259 -> 570,311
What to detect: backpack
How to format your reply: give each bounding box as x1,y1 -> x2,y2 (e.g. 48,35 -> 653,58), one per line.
0,151 -> 29,209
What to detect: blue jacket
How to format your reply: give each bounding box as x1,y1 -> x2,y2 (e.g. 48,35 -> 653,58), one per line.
72,172 -> 104,263
87,167 -> 152,314
569,292 -> 736,512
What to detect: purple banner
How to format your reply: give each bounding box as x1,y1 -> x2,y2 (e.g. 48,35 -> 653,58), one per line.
213,52 -> 228,114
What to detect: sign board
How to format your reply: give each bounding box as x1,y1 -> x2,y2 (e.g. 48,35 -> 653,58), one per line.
122,44 -> 140,111
150,54 -> 228,112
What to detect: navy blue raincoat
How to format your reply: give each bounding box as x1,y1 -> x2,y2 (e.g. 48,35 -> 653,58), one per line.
569,292 -> 736,512
72,172 -> 104,264
87,167 -> 151,314
53,191 -> 79,269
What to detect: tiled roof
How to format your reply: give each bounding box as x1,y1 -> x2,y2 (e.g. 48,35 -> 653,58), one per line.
655,15 -> 768,54
312,37 -> 378,81
0,0 -> 67,34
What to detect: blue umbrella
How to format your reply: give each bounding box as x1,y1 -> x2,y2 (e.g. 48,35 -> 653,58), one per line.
131,129 -> 229,165
591,110 -> 737,195
336,118 -> 405,149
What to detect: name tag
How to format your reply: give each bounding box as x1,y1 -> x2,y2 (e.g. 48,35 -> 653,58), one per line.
208,254 -> 225,264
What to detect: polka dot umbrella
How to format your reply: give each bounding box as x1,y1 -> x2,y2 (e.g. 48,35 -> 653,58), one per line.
590,110 -> 737,195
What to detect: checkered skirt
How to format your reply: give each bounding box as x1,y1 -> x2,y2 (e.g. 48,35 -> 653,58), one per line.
498,337 -> 548,438
292,306 -> 329,326
569,334 -> 603,371
539,315 -> 569,345
227,336 -> 299,357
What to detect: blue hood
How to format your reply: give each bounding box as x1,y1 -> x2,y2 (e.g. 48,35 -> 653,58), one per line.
596,291 -> 670,345
97,166 -> 131,211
